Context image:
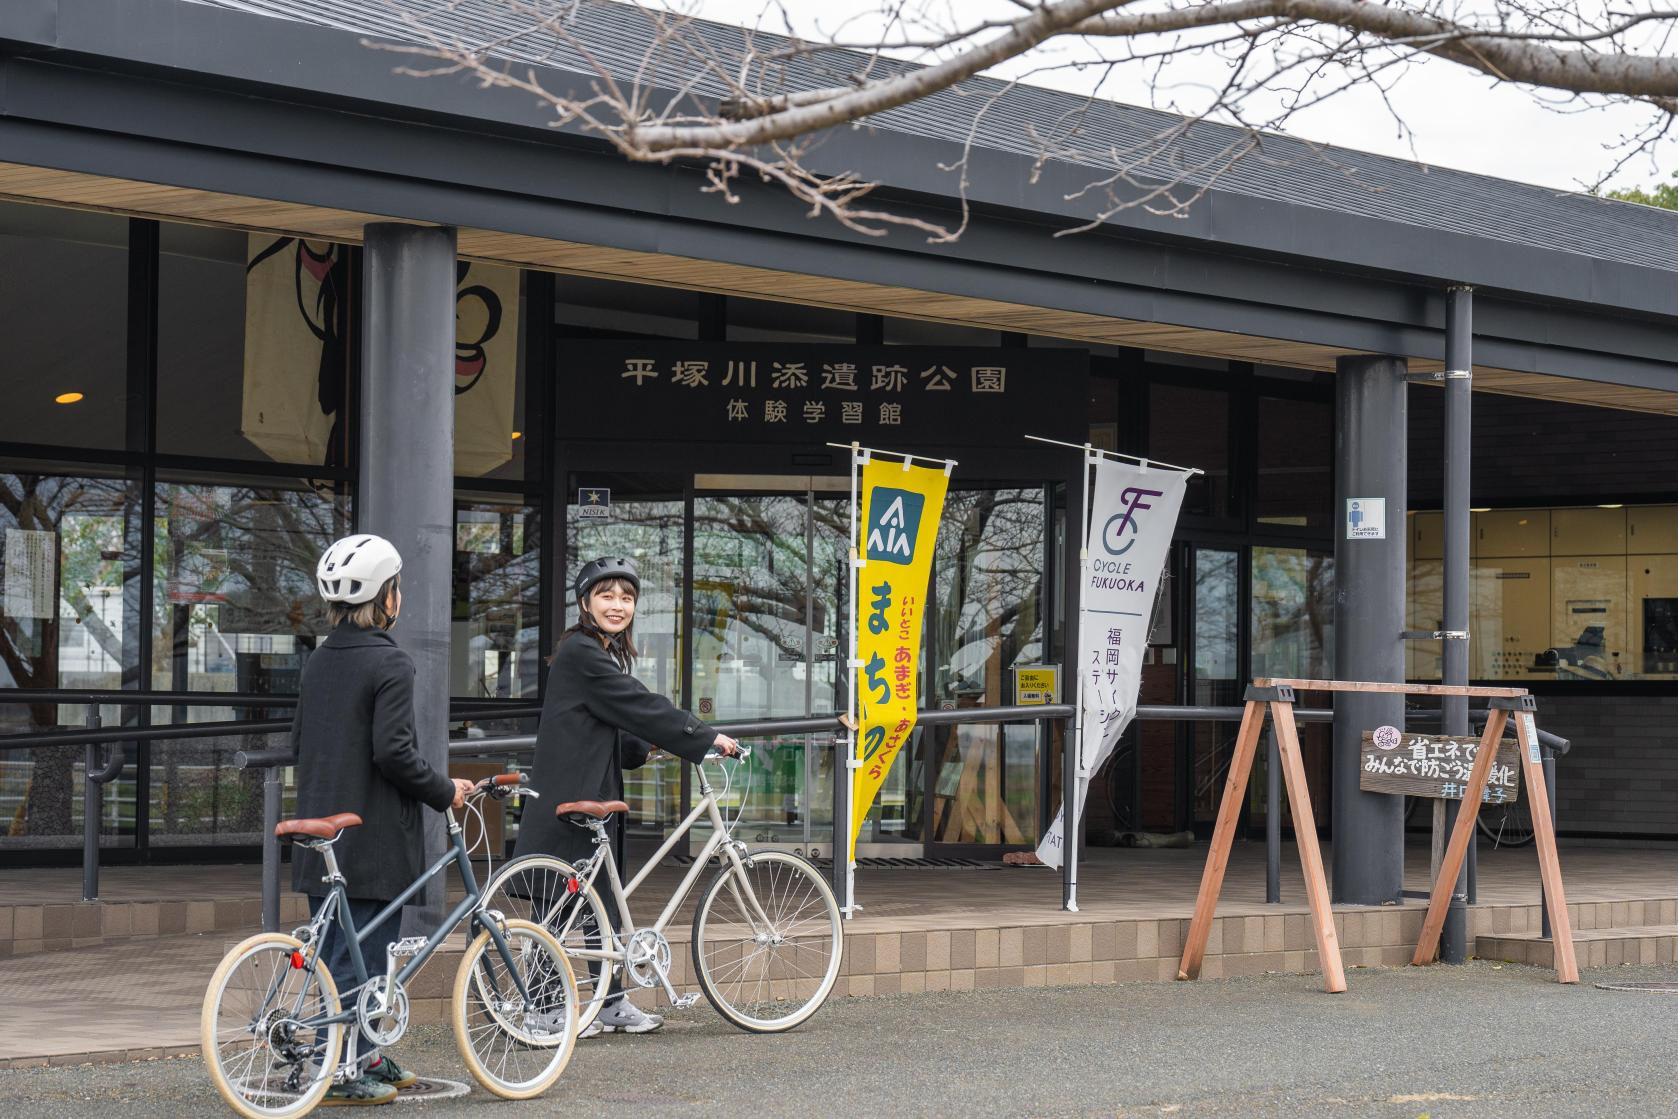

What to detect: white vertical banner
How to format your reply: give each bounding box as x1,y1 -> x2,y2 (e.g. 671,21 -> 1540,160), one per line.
1037,457 -> 1189,869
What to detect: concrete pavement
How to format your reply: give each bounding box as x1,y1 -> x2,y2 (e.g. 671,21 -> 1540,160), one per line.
3,960 -> 1675,1117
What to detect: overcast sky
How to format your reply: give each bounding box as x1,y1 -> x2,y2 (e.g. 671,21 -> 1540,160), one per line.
682,0 -> 1674,198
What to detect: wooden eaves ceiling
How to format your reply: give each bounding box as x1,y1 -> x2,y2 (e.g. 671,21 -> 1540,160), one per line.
4,161 -> 1674,416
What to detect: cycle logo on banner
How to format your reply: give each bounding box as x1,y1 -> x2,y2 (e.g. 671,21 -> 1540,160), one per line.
1101,486 -> 1165,557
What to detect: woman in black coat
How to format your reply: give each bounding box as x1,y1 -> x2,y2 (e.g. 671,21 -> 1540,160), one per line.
514,556 -> 739,1035
291,534 -> 475,1103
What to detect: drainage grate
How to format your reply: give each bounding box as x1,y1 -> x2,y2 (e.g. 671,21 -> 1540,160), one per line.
395,1077 -> 471,1102
1594,981 -> 1678,994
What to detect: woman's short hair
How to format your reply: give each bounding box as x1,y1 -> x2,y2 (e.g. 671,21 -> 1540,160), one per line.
327,573 -> 400,629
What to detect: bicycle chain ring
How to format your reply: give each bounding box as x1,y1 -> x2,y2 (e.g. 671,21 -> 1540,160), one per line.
624,928 -> 672,989
357,977 -> 411,1048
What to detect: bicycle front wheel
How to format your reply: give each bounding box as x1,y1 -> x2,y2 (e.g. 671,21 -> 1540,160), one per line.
480,853 -> 615,1033
200,932 -> 343,1119
451,917 -> 578,1100
1477,798 -> 1536,848
691,850 -> 843,1033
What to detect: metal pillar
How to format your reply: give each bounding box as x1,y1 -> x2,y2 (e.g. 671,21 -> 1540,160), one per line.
1440,286 -> 1474,962
360,223 -> 458,928
1332,354 -> 1408,905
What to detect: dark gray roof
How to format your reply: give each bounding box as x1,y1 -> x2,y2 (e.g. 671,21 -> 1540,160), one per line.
183,0 -> 1678,273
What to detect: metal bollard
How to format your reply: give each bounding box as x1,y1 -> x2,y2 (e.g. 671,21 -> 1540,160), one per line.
262,765 -> 283,933
81,708 -> 101,903
81,708 -> 125,902
1265,726 -> 1281,904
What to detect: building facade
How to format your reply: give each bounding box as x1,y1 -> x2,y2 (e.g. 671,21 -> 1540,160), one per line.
4,0 -> 1678,876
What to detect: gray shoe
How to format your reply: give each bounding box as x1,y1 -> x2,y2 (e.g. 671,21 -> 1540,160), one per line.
595,999 -> 663,1034
521,1009 -> 571,1039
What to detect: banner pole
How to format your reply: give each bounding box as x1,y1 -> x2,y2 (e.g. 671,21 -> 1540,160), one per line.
841,442 -> 863,918
1065,447 -> 1096,911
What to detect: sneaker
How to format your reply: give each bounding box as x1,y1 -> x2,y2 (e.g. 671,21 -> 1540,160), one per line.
595,999 -> 663,1034
318,1076 -> 397,1107
521,1009 -> 572,1040
362,1055 -> 417,1090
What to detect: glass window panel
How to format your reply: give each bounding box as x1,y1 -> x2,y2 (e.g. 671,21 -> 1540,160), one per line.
1149,383 -> 1231,518
1191,548 -> 1239,824
925,487 -> 1048,846
0,468 -> 141,851
1255,396 -> 1333,531
150,475 -> 348,709
158,227 -> 351,466
1251,546 -> 1335,680
455,263 -> 525,480
147,727 -> 287,849
452,498 -> 540,700
0,202 -> 128,450
565,478 -> 686,833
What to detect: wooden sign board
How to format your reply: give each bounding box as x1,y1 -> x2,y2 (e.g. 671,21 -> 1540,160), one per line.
1359,730 -> 1520,804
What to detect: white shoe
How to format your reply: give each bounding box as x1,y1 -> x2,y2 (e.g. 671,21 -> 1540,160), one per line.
594,1000 -> 664,1034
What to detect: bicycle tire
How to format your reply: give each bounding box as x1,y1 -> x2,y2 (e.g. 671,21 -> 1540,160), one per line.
201,932 -> 343,1119
1476,798 -> 1537,848
691,850 -> 843,1033
480,853 -> 615,1033
451,918 -> 578,1100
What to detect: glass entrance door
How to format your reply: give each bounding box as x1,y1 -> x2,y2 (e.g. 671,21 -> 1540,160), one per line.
692,476 -> 847,857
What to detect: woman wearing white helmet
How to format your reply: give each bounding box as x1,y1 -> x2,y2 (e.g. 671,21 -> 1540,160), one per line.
290,534 -> 475,1106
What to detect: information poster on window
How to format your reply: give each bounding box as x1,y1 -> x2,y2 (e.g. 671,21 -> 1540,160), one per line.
3,529 -> 56,620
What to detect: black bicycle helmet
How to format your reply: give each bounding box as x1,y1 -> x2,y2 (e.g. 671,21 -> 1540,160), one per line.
574,556 -> 640,602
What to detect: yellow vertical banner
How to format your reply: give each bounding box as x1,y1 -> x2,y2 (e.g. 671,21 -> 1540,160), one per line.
852,457 -> 949,846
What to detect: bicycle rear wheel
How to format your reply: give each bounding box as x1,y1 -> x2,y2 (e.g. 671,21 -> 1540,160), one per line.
691,850 -> 842,1033
480,854 -> 615,1033
1477,798 -> 1536,847
452,917 -> 577,1100
201,932 -> 343,1119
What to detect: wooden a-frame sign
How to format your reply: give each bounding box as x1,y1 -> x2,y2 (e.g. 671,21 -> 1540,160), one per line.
1176,678 -> 1578,993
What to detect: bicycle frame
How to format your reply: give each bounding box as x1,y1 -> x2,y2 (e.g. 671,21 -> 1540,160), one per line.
289,807 -> 531,1028
557,767 -> 776,969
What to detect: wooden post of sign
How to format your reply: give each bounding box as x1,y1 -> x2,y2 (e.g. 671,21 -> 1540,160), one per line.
1269,697 -> 1347,994
1410,696 -> 1577,983
1411,708 -> 1507,967
1178,684 -> 1347,993
1513,704 -> 1579,983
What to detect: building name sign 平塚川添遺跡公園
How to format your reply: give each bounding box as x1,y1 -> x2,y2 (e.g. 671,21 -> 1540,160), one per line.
555,342 -> 1088,446
1358,730 -> 1521,803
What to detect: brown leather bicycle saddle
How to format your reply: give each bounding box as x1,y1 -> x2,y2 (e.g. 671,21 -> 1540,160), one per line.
274,812 -> 364,840
553,800 -> 628,820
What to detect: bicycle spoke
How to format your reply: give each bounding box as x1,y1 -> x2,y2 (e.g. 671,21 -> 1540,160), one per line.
694,853 -> 841,1031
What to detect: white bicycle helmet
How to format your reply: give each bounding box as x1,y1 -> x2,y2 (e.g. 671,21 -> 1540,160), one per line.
316,534 -> 403,604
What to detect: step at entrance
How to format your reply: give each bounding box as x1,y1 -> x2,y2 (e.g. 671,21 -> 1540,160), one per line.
1477,924 -> 1678,969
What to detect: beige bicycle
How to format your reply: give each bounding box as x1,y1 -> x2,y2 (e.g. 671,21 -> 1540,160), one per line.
481,745 -> 843,1034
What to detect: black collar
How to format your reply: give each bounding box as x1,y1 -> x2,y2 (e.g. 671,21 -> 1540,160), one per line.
324,622 -> 397,649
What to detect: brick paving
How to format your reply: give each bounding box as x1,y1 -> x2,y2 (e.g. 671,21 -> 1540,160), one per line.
2,841 -> 1676,1066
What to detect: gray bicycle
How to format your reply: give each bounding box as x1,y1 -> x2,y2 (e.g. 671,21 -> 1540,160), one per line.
482,745 -> 843,1034
200,774 -> 578,1118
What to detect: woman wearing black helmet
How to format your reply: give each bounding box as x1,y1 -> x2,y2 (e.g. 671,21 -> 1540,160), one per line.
515,555 -> 739,1036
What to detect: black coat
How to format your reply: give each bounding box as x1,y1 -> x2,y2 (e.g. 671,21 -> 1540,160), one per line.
514,633 -> 716,864
289,623 -> 457,901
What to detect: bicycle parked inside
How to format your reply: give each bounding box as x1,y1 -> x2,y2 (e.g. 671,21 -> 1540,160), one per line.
201,774 -> 578,1119
482,744 -> 844,1035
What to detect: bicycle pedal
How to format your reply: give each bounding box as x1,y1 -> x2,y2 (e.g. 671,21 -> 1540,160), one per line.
387,937 -> 427,957
673,993 -> 701,1010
